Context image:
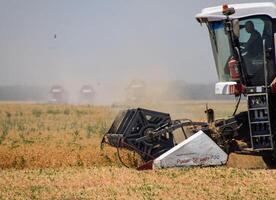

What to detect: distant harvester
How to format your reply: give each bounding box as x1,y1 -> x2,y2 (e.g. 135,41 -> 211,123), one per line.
126,80 -> 146,103
79,85 -> 95,104
49,85 -> 68,104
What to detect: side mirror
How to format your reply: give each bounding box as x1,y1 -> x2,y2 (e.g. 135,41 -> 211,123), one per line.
232,19 -> 240,38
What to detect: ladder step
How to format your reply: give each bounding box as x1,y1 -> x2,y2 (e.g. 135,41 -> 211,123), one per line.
248,107 -> 268,111
253,145 -> 273,150
252,134 -> 273,137
253,147 -> 273,151
250,121 -> 269,124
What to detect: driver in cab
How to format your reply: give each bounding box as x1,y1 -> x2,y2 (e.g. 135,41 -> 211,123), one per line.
240,21 -> 263,58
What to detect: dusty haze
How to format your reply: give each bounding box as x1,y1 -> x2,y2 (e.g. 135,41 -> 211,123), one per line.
0,0 -> 270,103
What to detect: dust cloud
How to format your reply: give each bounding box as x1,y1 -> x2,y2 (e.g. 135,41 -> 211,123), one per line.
0,1 -> 241,105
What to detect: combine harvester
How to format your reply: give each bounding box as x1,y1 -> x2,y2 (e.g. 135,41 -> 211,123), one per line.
125,80 -> 147,103
101,3 -> 276,169
49,85 -> 68,104
79,85 -> 95,104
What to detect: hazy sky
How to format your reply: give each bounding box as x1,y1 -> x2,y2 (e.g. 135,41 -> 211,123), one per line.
0,0 -> 272,86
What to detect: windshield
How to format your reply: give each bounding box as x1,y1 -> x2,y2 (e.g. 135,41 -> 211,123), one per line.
208,21 -> 232,82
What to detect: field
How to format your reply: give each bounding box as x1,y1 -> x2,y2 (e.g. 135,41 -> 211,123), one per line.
0,101 -> 276,199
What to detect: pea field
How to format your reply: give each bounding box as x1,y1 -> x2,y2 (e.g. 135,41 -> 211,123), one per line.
0,101 -> 275,200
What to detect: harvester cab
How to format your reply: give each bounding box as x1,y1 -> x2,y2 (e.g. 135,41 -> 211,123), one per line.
101,3 -> 276,169
196,3 -> 276,94
196,3 -> 276,152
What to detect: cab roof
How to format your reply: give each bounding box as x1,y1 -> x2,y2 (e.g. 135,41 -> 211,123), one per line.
196,2 -> 276,23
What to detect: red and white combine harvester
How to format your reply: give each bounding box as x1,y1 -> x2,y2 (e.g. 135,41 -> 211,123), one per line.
101,3 -> 276,169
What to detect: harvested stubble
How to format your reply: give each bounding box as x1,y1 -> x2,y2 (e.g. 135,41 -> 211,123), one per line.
0,166 -> 276,199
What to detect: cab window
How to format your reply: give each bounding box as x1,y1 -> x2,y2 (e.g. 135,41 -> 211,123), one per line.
239,16 -> 275,86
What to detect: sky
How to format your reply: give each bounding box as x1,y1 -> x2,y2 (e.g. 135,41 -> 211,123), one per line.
0,0 -> 273,86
